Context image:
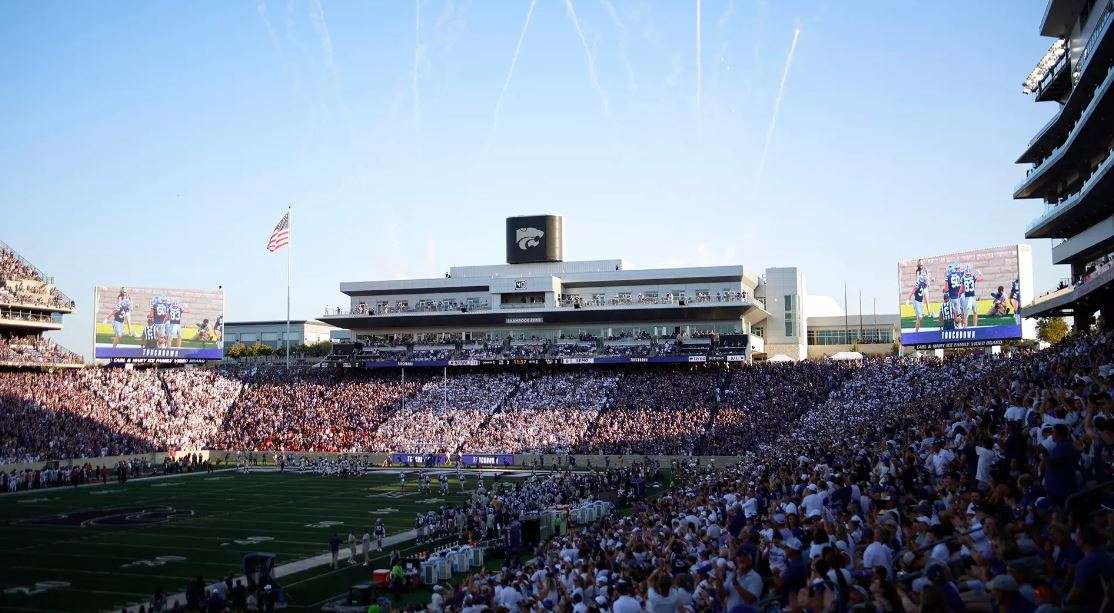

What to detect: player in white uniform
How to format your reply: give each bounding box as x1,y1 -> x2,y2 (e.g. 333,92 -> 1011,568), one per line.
168,299 -> 188,348
907,263 -> 929,332
960,265 -> 982,328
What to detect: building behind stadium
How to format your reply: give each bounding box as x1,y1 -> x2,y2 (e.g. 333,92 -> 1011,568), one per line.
313,215 -> 899,362
1016,0 -> 1113,324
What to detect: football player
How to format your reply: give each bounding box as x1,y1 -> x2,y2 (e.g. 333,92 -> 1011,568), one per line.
946,265 -> 965,328
168,299 -> 189,348
907,261 -> 929,332
961,264 -> 982,328
1010,278 -> 1022,324
151,296 -> 171,347
106,287 -> 133,348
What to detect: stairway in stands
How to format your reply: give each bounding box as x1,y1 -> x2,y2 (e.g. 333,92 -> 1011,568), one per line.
455,379 -> 521,454
693,368 -> 735,454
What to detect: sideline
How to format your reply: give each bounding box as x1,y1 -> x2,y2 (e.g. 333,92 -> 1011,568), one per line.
118,528 -> 419,613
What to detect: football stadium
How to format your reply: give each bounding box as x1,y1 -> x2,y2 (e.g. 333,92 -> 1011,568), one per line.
3,1 -> 1114,612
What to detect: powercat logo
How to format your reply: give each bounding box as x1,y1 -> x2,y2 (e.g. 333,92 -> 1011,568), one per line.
515,227 -> 544,250
18,506 -> 193,527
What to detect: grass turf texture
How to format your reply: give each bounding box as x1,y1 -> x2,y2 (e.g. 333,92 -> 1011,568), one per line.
0,470 -> 523,612
898,313 -> 1017,331
94,323 -> 219,350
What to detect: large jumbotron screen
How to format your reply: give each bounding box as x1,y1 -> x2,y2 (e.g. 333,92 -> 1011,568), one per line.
898,245 -> 1031,348
93,285 -> 224,362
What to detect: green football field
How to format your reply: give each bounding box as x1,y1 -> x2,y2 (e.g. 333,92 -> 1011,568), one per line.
0,469 -> 528,612
899,313 -> 1017,330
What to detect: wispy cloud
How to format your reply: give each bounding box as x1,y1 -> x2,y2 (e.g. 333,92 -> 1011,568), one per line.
307,0 -> 353,139
695,0 -> 702,122
412,0 -> 424,133
599,0 -> 636,93
755,24 -> 800,187
484,0 -> 538,156
564,0 -> 613,120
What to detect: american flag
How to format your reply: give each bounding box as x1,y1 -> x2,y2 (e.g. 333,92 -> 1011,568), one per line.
267,211 -> 290,252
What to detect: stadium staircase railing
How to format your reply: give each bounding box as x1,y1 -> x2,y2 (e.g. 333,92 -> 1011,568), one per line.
694,370 -> 734,454
455,380 -> 522,454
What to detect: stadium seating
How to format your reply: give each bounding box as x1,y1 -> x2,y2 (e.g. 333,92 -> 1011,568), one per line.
1,331 -> 1112,611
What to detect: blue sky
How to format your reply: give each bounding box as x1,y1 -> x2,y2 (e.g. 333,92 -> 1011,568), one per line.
1,1 -> 1061,357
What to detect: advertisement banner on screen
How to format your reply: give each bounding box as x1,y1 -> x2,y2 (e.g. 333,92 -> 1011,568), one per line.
897,245 -> 1031,347
94,286 -> 224,361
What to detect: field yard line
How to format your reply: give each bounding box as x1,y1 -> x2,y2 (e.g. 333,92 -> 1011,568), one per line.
122,529 -> 418,613
2,468 -> 237,497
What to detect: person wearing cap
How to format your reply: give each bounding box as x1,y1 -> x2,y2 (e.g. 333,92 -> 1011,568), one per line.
428,584 -> 445,613
778,538 -> 808,607
988,574 -> 1033,613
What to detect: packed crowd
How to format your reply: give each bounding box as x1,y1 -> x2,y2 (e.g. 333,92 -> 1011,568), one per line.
696,361 -> 853,455
0,335 -> 82,366
214,372 -> 418,452
419,331 -> 1114,612
0,245 -> 74,310
465,372 -> 620,454
0,244 -> 46,284
0,372 -> 152,463
586,370 -> 723,455
367,373 -> 519,453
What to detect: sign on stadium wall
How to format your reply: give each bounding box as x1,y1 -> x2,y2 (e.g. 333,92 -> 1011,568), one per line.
360,353 -> 747,370
460,454 -> 514,466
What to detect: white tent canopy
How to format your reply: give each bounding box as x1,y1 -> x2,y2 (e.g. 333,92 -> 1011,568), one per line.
767,354 -> 794,362
828,351 -> 864,361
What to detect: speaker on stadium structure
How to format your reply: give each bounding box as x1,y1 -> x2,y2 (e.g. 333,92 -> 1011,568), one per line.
679,299 -> 686,306
522,517 -> 541,545
573,303 -> 581,309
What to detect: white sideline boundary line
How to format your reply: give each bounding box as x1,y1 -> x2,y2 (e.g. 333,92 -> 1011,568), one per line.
116,529 -> 419,613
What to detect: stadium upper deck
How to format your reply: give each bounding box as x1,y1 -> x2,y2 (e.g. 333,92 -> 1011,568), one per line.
0,239 -> 80,367
320,215 -> 817,359
1017,0 -> 1114,324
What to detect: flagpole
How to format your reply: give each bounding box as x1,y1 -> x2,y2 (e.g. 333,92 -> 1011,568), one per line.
286,205 -> 293,370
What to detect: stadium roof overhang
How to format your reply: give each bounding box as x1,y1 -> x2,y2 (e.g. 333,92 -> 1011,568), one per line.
1040,0 -> 1086,37
320,303 -> 767,331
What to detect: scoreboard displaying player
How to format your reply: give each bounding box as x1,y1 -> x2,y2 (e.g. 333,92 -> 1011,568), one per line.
897,245 -> 1032,348
93,285 -> 225,362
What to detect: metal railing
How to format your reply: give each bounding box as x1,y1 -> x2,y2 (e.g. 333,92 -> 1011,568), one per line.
1076,1 -> 1114,84
1016,63 -> 1114,194
1027,138 -> 1114,233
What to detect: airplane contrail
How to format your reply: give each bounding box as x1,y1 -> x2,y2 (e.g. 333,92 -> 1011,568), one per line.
755,24 -> 800,186
257,0 -> 281,51
308,0 -> 353,135
564,0 -> 612,119
412,0 -> 423,132
599,0 -> 636,92
696,0 -> 702,121
484,0 -> 538,156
